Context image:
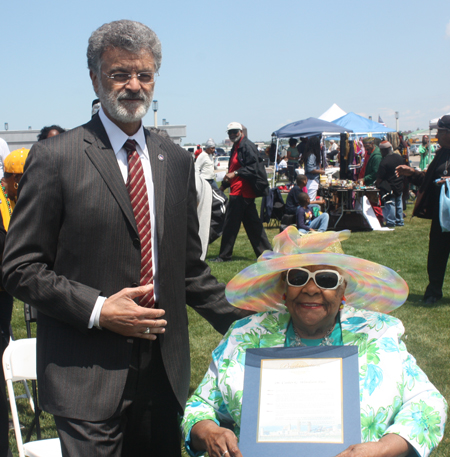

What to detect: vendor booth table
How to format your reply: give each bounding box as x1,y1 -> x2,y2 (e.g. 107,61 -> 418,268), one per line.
319,185 -> 379,231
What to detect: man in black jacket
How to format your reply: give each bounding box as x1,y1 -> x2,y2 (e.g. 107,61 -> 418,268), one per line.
396,115 -> 450,304
375,141 -> 405,228
212,122 -> 271,262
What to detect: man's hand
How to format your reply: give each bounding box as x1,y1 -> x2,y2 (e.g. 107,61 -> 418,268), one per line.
99,285 -> 166,340
395,164 -> 415,177
225,172 -> 236,181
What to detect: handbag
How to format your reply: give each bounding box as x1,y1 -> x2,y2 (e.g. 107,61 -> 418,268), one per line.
439,180 -> 450,232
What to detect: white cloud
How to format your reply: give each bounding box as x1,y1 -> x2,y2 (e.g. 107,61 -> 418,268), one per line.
446,20 -> 450,38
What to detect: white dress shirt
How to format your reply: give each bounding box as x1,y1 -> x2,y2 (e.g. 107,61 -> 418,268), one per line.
89,108 -> 159,328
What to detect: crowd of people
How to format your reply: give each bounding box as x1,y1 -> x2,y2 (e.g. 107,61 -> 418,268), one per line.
0,18 -> 448,457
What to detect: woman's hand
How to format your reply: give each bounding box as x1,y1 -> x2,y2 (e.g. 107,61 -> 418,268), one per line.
334,434 -> 412,457
191,420 -> 242,457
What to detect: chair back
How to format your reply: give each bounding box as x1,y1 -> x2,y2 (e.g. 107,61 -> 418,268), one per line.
3,338 -> 37,382
3,338 -> 61,457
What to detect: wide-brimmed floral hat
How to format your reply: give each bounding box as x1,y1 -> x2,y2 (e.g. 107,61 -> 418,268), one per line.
226,227 -> 408,314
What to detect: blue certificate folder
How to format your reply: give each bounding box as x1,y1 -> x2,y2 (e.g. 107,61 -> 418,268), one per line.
239,346 -> 361,457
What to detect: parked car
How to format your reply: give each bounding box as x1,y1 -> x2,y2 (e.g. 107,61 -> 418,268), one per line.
409,144 -> 420,156
215,147 -> 226,156
214,156 -> 229,170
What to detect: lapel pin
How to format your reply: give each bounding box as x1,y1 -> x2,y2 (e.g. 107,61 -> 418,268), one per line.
158,154 -> 164,161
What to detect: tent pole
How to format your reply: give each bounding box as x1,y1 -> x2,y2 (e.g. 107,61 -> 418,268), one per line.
273,139 -> 279,188
428,127 -> 432,165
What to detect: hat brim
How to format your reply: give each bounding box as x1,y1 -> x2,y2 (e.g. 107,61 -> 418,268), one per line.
226,252 -> 408,314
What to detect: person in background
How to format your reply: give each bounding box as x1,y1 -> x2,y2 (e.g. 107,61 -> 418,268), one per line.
0,138 -> 10,179
376,141 -> 405,228
296,136 -> 308,163
396,115 -> 450,304
328,139 -> 338,152
0,148 -> 29,457
275,155 -> 288,179
327,141 -> 340,165
212,122 -> 271,262
286,138 -> 299,185
195,138 -> 218,189
296,191 -> 329,233
285,174 -> 308,215
91,98 -> 101,117
302,136 -> 325,201
419,135 -> 430,171
1,148 -> 29,208
361,138 -> 382,186
359,138 -> 384,222
37,125 -> 66,141
194,144 -> 203,160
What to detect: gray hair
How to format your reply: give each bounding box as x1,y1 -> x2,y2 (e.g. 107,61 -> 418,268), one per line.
87,20 -> 162,75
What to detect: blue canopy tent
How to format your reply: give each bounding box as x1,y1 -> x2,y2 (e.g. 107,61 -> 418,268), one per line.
332,112 -> 395,136
273,117 -> 352,138
271,118 -> 352,187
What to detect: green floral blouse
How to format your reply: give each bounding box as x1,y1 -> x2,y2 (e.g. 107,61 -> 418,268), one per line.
182,306 -> 447,457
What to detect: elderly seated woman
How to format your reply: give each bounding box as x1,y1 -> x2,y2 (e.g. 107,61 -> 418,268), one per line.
182,228 -> 447,457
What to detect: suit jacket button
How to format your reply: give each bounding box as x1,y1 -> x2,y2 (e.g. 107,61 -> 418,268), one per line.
133,238 -> 140,248
131,282 -> 139,287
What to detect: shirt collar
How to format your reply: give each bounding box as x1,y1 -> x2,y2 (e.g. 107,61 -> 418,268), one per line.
99,107 -> 148,158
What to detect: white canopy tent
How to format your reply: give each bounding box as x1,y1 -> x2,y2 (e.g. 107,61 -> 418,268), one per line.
318,104 -> 347,122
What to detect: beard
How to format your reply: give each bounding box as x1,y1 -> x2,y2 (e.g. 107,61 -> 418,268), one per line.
231,132 -> 242,143
97,81 -> 152,124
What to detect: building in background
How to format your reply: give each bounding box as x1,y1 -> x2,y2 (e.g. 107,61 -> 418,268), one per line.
0,124 -> 186,151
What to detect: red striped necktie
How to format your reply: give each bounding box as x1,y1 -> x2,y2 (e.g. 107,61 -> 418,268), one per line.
123,139 -> 154,308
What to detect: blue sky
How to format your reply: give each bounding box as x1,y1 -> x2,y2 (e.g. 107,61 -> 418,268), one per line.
1,0 -> 450,144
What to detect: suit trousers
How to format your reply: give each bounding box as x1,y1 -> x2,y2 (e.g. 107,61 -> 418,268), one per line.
219,195 -> 271,261
425,216 -> 450,300
54,338 -> 181,457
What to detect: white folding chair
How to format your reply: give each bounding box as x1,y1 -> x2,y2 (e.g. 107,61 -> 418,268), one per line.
3,338 -> 61,457
8,336 -> 34,412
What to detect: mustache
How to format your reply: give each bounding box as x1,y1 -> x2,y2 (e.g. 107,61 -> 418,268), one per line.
117,91 -> 148,101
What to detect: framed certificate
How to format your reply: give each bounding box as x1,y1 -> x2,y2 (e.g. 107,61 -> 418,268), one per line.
239,346 -> 361,457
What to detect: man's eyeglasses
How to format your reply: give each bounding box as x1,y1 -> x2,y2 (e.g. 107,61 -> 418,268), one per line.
228,129 -> 240,135
103,72 -> 157,86
286,268 -> 344,290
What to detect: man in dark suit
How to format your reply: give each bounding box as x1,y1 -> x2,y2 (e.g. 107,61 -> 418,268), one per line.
2,20 -> 245,457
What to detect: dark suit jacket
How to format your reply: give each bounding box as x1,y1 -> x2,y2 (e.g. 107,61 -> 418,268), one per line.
2,115 -> 244,421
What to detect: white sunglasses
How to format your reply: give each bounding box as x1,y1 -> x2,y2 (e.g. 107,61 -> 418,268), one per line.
286,268 -> 344,290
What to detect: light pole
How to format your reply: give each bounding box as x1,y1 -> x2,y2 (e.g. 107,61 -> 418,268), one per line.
4,123 -> 8,131
152,100 -> 158,128
395,111 -> 399,131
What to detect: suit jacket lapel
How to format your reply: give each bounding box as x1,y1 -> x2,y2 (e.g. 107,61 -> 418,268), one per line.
145,129 -> 166,240
83,116 -> 137,233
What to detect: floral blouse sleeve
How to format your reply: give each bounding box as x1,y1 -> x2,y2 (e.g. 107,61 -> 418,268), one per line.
181,316 -> 254,456
382,340 -> 447,457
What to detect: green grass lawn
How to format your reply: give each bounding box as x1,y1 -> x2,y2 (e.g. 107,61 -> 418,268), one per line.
8,203 -> 450,456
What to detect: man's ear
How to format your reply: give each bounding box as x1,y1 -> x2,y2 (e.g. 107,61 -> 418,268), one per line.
90,70 -> 99,96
